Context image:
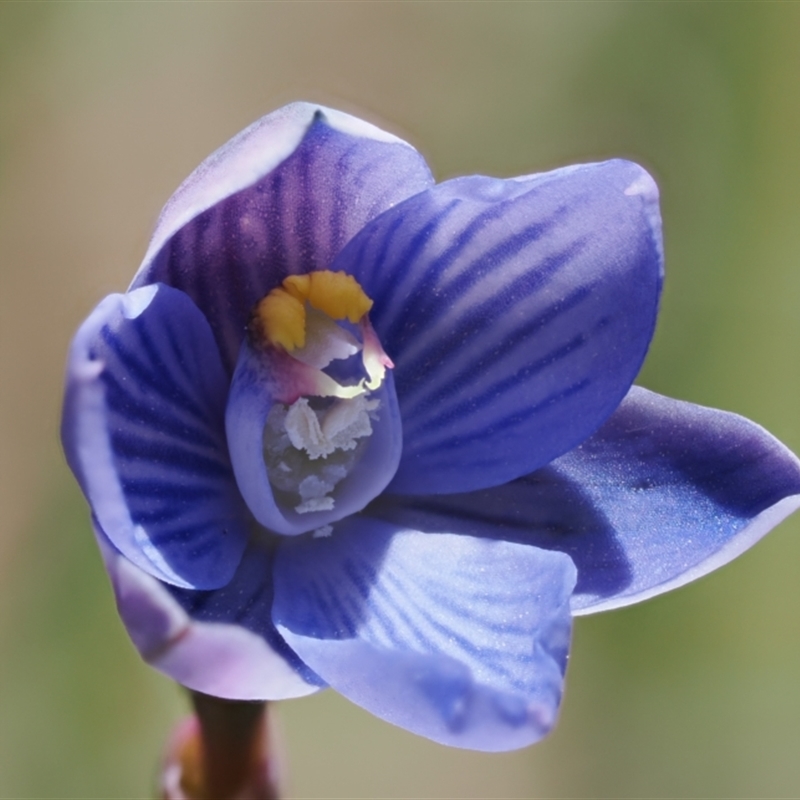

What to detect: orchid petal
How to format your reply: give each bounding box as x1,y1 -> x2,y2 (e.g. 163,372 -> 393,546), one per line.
61,284 -> 249,589
370,387 -> 800,614
369,471 -> 633,604
95,524 -> 321,699
132,103 -> 434,371
272,517 -> 576,750
334,160 -> 663,495
225,339 -> 403,535
562,387 -> 800,613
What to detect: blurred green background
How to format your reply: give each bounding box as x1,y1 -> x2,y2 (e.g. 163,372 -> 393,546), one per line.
2,2 -> 800,797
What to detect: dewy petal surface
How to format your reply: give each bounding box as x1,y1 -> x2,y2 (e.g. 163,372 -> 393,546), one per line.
94,524 -> 321,700
132,103 -> 434,372
272,517 -> 576,750
62,284 -> 250,589
335,160 -> 663,495
561,387 -> 800,613
371,387 -> 800,614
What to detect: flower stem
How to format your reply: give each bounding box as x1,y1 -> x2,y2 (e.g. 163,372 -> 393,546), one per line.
160,691 -> 280,800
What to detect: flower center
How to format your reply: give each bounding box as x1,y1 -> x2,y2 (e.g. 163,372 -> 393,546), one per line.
251,270 -> 372,352
249,271 -> 393,517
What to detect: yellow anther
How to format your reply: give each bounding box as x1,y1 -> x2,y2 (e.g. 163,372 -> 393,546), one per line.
253,288 -> 306,350
310,271 -> 373,323
256,271 -> 374,351
285,271 -> 373,324
282,274 -> 310,303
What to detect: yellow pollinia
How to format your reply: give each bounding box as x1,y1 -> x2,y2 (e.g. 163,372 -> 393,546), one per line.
252,270 -> 374,351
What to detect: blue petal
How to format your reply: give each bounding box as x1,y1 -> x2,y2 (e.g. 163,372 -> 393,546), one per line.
562,387 -> 800,613
272,517 -> 576,750
333,160 -> 663,495
225,340 -> 403,535
132,104 -> 434,372
370,387 -> 800,614
369,469 -> 634,603
62,284 -> 250,589
94,524 -> 321,699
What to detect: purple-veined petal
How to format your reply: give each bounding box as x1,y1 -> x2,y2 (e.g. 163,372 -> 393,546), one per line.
333,160 -> 663,495
132,103 -> 434,372
62,284 -> 249,590
370,387 -> 800,614
272,517 -> 576,750
562,387 -> 800,613
369,468 -> 633,605
225,339 -> 403,536
94,524 -> 321,699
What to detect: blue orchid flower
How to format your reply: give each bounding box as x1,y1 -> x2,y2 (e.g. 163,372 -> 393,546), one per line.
61,103 -> 800,751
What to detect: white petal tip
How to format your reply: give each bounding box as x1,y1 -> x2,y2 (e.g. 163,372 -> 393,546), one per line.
624,171 -> 659,200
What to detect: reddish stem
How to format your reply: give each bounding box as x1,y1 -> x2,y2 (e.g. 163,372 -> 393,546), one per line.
166,691 -> 279,800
